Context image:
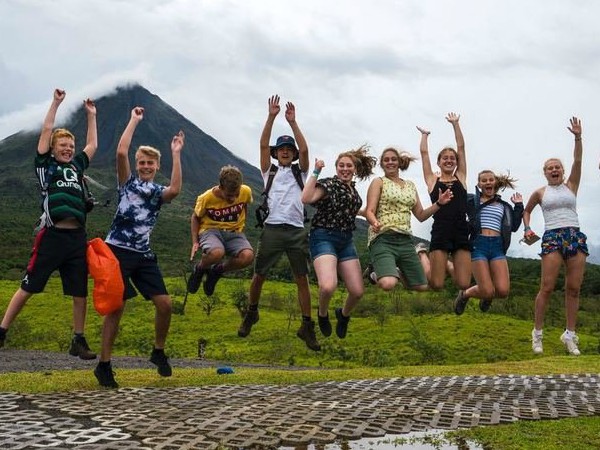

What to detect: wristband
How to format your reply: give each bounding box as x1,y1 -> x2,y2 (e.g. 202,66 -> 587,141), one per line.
312,170 -> 320,178
524,226 -> 531,231
435,201 -> 442,207
575,137 -> 582,141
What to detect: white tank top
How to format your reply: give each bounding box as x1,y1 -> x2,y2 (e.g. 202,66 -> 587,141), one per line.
541,184 -> 579,230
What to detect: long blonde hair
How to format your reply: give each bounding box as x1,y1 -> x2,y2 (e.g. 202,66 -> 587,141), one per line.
336,144 -> 377,180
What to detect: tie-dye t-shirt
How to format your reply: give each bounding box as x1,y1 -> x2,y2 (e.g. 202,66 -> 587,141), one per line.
105,173 -> 166,253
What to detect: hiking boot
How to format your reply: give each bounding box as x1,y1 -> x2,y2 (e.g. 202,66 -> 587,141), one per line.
238,309 -> 259,338
479,298 -> 493,312
560,331 -> 581,356
415,242 -> 429,255
203,264 -> 224,296
0,327 -> 6,349
335,308 -> 350,339
150,349 -> 172,377
187,263 -> 206,294
318,314 -> 332,337
69,335 -> 97,360
94,362 -> 119,388
531,330 -> 543,354
453,290 -> 469,316
362,264 -> 377,285
297,320 -> 321,351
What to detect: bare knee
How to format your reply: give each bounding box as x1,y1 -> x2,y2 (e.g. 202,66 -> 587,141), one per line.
378,277 -> 398,292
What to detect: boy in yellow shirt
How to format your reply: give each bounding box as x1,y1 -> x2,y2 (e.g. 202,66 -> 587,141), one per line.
188,166 -> 254,296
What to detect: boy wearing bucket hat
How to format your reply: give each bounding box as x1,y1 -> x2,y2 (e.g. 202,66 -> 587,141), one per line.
237,95 -> 320,351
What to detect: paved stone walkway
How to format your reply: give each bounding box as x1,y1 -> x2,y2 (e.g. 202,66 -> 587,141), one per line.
1,373 -> 599,449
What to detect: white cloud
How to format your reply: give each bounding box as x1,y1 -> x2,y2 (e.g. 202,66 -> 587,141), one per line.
1,0 -> 599,259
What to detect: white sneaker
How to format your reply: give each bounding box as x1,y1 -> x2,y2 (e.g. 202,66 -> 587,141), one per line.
560,331 -> 581,356
531,330 -> 543,354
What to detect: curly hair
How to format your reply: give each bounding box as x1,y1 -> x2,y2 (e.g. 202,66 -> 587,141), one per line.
219,165 -> 243,192
477,169 -> 517,192
379,147 -> 417,172
336,144 -> 377,180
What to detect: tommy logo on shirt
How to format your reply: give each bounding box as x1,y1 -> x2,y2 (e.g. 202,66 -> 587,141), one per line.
206,203 -> 245,222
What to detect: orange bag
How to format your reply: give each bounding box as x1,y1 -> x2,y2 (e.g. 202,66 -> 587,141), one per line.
87,238 -> 124,316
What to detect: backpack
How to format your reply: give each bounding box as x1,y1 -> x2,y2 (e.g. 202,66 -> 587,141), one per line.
255,163 -> 308,228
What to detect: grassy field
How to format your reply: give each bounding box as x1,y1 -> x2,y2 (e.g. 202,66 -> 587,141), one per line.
1,277 -> 599,449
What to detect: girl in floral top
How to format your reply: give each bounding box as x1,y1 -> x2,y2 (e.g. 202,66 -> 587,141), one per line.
364,148 -> 452,292
302,145 -> 376,339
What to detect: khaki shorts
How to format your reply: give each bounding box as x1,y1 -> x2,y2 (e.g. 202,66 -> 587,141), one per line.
369,231 -> 427,288
254,224 -> 309,276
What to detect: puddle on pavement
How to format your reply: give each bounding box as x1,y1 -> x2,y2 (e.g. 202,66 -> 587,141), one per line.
280,430 -> 485,450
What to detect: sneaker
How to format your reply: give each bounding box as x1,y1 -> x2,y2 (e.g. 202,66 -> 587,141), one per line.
203,264 -> 224,296
335,308 -> 350,339
362,264 -> 377,285
479,298 -> 493,312
531,330 -> 543,354
318,314 -> 332,337
69,335 -> 97,360
187,263 -> 206,294
415,242 -> 429,255
150,349 -> 172,377
453,290 -> 469,316
297,320 -> 321,351
94,362 -> 119,388
238,309 -> 259,338
560,331 -> 581,356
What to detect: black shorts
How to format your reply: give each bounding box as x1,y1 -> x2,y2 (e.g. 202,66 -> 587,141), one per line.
21,227 -> 88,297
108,244 -> 168,300
429,218 -> 470,253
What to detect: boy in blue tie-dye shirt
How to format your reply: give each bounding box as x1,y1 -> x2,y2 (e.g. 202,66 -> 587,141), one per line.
94,106 -> 185,388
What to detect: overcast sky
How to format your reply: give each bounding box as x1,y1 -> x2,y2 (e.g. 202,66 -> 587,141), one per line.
1,0 -> 599,260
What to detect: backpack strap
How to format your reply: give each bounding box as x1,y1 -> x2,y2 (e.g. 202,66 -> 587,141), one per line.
290,163 -> 304,190
262,164 -> 279,199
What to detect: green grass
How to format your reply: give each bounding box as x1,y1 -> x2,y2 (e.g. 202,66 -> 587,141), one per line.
1,277 -> 599,449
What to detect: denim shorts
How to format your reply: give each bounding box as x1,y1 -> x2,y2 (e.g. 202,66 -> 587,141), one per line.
471,235 -> 506,262
541,227 -> 588,259
309,227 -> 358,262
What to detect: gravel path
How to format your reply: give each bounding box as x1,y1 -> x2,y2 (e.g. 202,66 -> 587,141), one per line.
0,349 -> 306,374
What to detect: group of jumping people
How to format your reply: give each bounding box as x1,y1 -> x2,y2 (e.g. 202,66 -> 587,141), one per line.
0,90 -> 591,389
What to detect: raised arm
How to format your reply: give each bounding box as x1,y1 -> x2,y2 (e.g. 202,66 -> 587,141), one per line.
260,95 -> 280,173
82,99 -> 98,161
301,158 -> 326,204
565,116 -> 583,195
365,177 -> 383,232
446,112 -> 466,184
162,130 -> 185,202
116,107 -> 144,185
286,101 -> 309,172
416,126 -> 436,192
38,89 -> 66,155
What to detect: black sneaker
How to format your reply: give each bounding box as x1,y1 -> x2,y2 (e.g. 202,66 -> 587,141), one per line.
335,308 -> 350,339
0,327 -> 6,349
150,349 -> 172,377
453,290 -> 469,316
203,264 -> 224,296
187,263 -> 206,294
479,298 -> 493,312
318,314 -> 332,337
238,309 -> 259,337
362,264 -> 377,286
94,362 -> 119,388
69,335 -> 97,360
297,320 -> 321,351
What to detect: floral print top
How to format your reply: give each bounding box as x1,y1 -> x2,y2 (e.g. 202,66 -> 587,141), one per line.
310,176 -> 362,232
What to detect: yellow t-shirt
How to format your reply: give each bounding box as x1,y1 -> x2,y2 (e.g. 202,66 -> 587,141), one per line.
194,185 -> 253,233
